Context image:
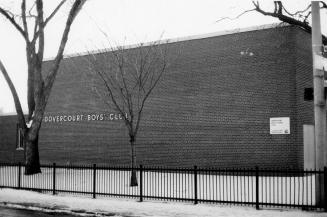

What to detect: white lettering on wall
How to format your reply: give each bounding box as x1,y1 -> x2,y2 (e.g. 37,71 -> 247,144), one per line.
43,113 -> 127,123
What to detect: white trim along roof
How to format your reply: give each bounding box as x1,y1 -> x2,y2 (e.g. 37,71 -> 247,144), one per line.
44,22 -> 289,62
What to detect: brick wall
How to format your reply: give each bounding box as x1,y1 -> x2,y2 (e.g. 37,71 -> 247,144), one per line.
0,26 -> 313,169
294,28 -> 315,167
0,115 -> 24,162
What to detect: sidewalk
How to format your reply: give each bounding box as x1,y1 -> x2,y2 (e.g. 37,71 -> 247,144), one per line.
0,188 -> 325,217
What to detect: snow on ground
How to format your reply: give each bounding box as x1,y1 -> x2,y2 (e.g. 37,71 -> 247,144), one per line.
0,188 -> 325,217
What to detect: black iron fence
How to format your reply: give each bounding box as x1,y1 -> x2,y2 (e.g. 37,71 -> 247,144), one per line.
0,162 -> 326,211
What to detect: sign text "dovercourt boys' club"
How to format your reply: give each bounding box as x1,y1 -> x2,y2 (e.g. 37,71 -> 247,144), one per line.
43,113 -> 128,123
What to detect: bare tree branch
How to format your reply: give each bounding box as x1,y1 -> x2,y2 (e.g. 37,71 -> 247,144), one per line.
251,1 -> 327,45
33,16 -> 38,36
36,0 -> 44,61
112,47 -> 134,118
28,2 -> 36,17
33,0 -> 45,102
87,40 -> 171,138
0,60 -> 26,129
44,0 -> 86,101
134,60 -> 167,135
21,0 -> 29,41
0,7 -> 26,39
282,3 -> 311,17
43,0 -> 66,27
216,9 -> 256,23
90,59 -> 132,130
31,0 -> 67,50
216,1 -> 327,45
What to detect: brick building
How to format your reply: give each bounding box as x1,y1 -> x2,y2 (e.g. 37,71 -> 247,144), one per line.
0,24 -> 315,169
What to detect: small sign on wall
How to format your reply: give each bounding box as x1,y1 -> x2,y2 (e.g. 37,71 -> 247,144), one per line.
270,117 -> 290,134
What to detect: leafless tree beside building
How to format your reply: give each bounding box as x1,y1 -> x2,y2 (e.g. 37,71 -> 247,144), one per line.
86,41 -> 173,186
0,0 -> 86,174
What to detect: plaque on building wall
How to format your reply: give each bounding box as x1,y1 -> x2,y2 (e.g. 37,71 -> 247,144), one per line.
270,117 -> 290,134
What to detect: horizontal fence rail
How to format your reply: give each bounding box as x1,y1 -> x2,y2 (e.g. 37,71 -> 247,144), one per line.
0,162 -> 326,211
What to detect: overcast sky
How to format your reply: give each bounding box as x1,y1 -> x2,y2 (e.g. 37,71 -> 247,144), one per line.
0,0 -> 324,113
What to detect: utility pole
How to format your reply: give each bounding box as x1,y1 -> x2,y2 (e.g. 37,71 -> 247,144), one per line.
312,1 -> 326,206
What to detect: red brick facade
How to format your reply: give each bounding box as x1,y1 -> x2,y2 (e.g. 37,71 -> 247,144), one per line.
0,25 -> 314,169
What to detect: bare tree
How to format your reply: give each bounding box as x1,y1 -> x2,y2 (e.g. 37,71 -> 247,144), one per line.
217,1 -> 327,45
0,0 -> 86,175
86,41 -> 170,186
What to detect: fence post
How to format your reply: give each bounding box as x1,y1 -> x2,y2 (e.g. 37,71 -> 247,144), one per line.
93,164 -> 96,199
324,167 -> 327,211
139,165 -> 143,202
52,163 -> 56,195
255,166 -> 259,210
194,165 -> 198,205
17,162 -> 21,189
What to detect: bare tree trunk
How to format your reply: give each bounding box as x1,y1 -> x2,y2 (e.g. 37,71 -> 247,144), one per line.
24,133 -> 41,175
130,135 -> 138,187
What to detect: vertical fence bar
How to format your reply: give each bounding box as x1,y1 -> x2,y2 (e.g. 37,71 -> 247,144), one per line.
17,162 -> 21,189
93,164 -> 96,199
255,166 -> 259,210
52,163 -> 56,195
324,167 -> 327,211
140,165 -> 143,202
194,166 -> 198,204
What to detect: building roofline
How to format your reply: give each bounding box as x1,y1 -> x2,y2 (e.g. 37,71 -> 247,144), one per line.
0,112 -> 17,116
0,111 -> 28,117
44,22 -> 289,61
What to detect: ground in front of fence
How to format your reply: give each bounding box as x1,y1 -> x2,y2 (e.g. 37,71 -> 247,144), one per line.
0,188 -> 325,217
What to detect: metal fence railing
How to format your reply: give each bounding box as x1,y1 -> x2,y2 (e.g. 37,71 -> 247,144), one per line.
0,163 -> 326,211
